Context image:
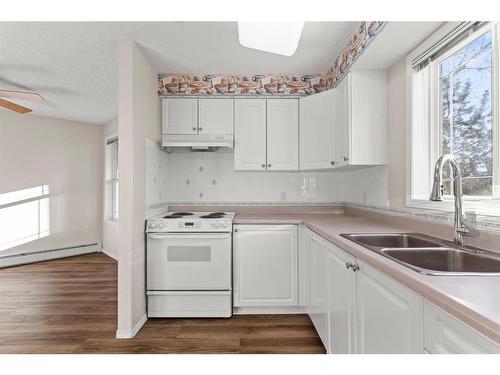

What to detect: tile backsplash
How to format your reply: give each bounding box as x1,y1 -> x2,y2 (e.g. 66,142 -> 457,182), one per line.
162,150 -> 388,206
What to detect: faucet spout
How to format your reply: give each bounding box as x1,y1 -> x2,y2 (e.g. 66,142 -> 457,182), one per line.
429,154 -> 471,246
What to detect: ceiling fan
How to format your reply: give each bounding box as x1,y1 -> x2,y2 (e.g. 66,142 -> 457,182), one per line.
0,89 -> 46,114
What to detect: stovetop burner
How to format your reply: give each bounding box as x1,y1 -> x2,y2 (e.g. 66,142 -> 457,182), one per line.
200,213 -> 226,219
164,212 -> 195,219
163,214 -> 183,219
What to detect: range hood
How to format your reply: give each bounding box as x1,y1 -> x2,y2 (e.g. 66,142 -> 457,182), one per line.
162,134 -> 233,150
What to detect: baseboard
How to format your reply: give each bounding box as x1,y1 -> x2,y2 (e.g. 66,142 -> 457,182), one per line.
233,306 -> 306,315
102,249 -> 118,261
116,313 -> 147,339
0,243 -> 102,269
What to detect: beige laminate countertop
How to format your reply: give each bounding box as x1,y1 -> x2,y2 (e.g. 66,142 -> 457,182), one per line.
234,212 -> 500,345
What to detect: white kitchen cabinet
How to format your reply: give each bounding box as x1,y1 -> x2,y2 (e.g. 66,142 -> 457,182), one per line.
267,99 -> 299,170
335,71 -> 388,167
308,230 -> 329,348
424,301 -> 500,353
356,260 -> 423,353
326,242 -> 357,354
299,89 -> 336,170
162,98 -> 198,135
234,99 -> 267,170
233,224 -> 298,307
298,225 -> 311,308
198,98 -> 234,135
234,98 -> 299,171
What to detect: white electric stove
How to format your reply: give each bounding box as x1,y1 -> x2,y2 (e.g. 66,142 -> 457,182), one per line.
146,211 -> 235,318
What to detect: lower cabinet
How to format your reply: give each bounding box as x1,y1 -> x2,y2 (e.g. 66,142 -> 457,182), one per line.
233,224 -> 298,307
308,231 -> 329,348
326,241 -> 357,354
355,260 -> 423,353
424,301 -> 500,353
248,225 -> 499,353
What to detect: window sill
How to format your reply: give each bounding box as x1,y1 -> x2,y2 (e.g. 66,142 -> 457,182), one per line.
407,199 -> 500,227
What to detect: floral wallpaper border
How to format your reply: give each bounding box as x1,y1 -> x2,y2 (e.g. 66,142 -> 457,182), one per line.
158,73 -> 325,96
326,21 -> 386,89
157,21 -> 387,97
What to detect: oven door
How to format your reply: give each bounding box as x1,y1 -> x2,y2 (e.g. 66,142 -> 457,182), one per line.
147,232 -> 231,290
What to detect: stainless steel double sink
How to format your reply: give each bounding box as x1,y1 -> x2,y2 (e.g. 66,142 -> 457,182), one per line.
340,233 -> 500,276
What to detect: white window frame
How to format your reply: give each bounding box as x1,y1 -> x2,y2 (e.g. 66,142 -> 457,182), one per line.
407,22 -> 500,217
105,134 -> 119,221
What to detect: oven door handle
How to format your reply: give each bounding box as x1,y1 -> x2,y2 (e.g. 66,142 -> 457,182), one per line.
147,233 -> 231,240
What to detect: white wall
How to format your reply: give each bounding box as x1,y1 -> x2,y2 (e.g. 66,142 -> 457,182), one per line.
117,39 -> 160,338
342,166 -> 389,207
0,110 -> 102,256
387,57 -> 408,208
102,117 -> 119,260
165,151 -> 344,203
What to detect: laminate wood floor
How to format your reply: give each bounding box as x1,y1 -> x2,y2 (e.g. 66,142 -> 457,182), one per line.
0,252 -> 325,354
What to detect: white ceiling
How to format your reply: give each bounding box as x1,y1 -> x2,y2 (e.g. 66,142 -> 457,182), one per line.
353,22 -> 444,70
0,21 -> 359,124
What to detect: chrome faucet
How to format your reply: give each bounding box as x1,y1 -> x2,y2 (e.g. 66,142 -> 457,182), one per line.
430,154 -> 471,246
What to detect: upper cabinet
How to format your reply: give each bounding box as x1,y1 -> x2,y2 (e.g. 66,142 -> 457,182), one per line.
299,90 -> 336,170
162,98 -> 198,135
234,99 -> 267,170
162,98 -> 234,148
299,70 -> 388,171
198,99 -> 234,135
335,71 -> 388,167
267,99 -> 299,171
234,98 -> 299,171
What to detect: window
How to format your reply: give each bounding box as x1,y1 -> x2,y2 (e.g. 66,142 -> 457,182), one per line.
409,22 -> 500,216
105,136 -> 119,221
438,31 -> 493,197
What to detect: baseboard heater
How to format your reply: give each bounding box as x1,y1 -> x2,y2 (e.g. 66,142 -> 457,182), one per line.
0,243 -> 101,269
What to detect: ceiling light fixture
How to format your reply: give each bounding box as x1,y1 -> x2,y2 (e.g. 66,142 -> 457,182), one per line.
238,22 -> 305,56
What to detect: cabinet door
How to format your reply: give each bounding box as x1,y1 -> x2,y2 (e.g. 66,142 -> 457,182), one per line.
233,225 -> 298,307
162,98 -> 198,135
266,99 -> 299,171
198,99 -> 234,135
335,74 -> 351,167
356,261 -> 423,353
234,99 -> 267,170
298,225 -> 311,308
299,90 -> 336,170
326,242 -> 357,354
424,301 -> 500,353
350,71 -> 388,165
308,230 -> 328,349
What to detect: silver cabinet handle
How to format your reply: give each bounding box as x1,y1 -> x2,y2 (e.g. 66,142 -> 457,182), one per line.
261,163 -> 266,168
346,262 -> 352,269
234,228 -> 238,233
199,127 -> 203,131
267,164 -> 271,168
352,264 -> 359,272
343,156 -> 349,162
192,127 -> 197,131
330,161 -> 335,166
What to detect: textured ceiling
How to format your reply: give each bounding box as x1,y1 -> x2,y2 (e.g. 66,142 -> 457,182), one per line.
0,22 -> 359,124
